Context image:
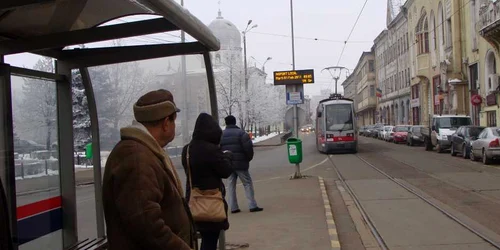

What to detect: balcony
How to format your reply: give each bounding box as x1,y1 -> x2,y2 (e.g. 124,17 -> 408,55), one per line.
479,1 -> 500,50
416,53 -> 429,77
357,96 -> 377,112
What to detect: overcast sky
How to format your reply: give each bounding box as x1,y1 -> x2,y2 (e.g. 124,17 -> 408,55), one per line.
5,0 -> 387,97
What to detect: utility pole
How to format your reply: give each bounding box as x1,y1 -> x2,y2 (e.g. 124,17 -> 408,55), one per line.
243,21 -> 257,131
290,0 -> 302,179
322,66 -> 350,94
180,0 -> 189,145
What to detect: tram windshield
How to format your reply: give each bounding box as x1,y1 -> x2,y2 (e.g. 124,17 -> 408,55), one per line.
325,104 -> 353,131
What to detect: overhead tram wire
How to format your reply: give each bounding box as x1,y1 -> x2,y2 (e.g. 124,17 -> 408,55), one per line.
336,0 -> 369,67
246,31 -> 373,44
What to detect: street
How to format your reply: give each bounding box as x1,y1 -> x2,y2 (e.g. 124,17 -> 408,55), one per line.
16,133 -> 500,249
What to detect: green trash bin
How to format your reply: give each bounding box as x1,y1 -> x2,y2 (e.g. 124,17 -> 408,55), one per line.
85,143 -> 93,159
286,137 -> 302,164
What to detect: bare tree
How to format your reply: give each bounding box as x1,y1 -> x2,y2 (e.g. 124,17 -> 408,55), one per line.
19,57 -> 57,150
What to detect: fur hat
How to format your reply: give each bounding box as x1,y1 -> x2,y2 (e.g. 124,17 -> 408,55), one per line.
133,89 -> 180,122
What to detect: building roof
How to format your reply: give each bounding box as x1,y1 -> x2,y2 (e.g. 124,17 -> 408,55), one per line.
208,11 -> 241,51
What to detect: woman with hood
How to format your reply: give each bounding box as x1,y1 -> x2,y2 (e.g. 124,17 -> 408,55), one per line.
182,113 -> 233,250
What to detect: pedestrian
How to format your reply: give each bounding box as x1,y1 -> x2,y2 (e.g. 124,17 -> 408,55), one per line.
102,89 -> 196,250
182,113 -> 233,250
221,115 -> 263,213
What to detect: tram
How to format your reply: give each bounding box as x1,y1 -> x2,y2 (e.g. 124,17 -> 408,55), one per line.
315,93 -> 358,153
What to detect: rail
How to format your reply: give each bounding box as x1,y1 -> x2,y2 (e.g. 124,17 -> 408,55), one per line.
280,131 -> 293,143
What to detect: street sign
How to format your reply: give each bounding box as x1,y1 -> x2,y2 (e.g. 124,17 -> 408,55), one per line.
287,91 -> 303,105
285,107 -> 307,129
273,69 -> 314,85
286,85 -> 304,105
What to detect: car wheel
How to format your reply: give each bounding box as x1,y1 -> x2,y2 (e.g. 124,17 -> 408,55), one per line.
436,143 -> 444,153
462,145 -> 469,159
451,144 -> 457,156
483,149 -> 492,165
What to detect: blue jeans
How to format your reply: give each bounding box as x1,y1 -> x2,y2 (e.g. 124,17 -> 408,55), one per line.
227,170 -> 258,211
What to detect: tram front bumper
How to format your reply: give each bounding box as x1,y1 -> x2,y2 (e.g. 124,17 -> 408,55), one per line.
325,141 -> 357,151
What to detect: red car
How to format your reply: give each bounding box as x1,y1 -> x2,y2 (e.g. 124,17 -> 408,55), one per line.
392,125 -> 411,143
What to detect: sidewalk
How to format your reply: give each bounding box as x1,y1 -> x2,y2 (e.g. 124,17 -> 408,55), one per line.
224,176 -> 333,250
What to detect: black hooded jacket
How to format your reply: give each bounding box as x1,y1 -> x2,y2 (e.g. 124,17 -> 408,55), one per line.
181,113 -> 233,231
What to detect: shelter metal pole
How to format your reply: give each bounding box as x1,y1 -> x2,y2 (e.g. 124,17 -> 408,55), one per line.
80,67 -> 105,238
55,60 -> 78,248
0,63 -> 17,250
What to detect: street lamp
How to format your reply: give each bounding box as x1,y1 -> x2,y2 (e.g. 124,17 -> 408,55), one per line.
243,21 -> 258,91
262,57 -> 272,71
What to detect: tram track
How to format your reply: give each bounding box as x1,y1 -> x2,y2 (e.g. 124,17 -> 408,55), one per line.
327,154 -> 500,250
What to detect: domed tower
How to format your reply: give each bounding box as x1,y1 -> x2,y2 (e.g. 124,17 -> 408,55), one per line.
208,10 -> 243,68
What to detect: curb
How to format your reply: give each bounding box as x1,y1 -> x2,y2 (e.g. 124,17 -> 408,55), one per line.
319,176 -> 341,250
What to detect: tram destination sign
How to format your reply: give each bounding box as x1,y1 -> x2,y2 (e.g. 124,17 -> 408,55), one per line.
273,69 -> 315,85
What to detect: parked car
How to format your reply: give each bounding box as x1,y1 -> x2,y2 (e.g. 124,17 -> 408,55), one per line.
359,126 -> 366,136
407,125 -> 424,146
381,126 -> 394,141
470,127 -> 500,165
421,115 -> 472,153
450,125 -> 485,159
364,125 -> 374,137
372,123 -> 385,138
392,125 -> 411,144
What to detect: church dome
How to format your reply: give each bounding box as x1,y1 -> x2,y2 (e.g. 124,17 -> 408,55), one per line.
208,12 -> 242,51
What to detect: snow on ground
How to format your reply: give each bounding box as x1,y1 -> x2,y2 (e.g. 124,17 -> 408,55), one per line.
252,132 -> 278,143
17,134 -> 278,180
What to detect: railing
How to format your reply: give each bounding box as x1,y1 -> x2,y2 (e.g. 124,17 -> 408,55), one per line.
479,1 -> 500,33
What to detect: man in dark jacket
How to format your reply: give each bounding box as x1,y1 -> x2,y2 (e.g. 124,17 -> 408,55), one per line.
102,89 -> 196,250
221,115 -> 263,213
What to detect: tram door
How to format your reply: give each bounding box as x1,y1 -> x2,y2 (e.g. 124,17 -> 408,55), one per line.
0,62 -> 75,250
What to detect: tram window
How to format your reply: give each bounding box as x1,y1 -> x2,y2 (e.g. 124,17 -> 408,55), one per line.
325,104 -> 353,131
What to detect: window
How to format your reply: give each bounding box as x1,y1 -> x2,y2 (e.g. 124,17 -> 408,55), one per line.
368,60 -> 375,72
436,117 -> 472,130
325,104 -> 354,131
446,18 -> 452,48
370,85 -> 375,96
416,13 -> 429,54
487,111 -> 497,127
433,76 -> 441,114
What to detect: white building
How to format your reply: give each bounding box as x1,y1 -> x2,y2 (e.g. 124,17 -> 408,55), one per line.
374,7 -> 411,125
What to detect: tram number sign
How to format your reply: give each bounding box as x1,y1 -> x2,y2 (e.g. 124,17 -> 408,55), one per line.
273,69 -> 315,85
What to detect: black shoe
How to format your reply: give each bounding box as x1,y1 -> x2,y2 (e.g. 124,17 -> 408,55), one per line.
250,207 -> 263,212
231,209 -> 241,214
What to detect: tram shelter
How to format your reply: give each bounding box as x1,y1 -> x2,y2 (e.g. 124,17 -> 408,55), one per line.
0,1 -> 220,249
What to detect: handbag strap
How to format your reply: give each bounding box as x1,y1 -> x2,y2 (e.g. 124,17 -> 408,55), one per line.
186,145 -> 193,191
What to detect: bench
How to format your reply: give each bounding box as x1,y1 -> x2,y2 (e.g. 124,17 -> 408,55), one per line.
68,238 -> 108,250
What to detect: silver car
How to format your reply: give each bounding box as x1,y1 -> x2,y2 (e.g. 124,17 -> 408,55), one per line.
470,127 -> 500,165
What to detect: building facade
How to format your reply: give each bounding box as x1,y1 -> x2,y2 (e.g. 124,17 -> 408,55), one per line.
354,51 -> 377,127
374,9 -> 411,126
406,0 -> 470,126
477,0 -> 500,127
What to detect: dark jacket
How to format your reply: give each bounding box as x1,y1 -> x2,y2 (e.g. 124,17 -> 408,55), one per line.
220,125 -> 254,171
102,122 -> 195,250
182,113 -> 233,232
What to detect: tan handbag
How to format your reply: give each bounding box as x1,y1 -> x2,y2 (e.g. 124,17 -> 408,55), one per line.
186,145 -> 227,222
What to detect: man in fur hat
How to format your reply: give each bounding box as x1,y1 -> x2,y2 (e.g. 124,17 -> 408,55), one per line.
102,89 -> 196,250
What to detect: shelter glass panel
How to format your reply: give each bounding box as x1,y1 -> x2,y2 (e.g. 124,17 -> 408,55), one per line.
11,75 -> 63,250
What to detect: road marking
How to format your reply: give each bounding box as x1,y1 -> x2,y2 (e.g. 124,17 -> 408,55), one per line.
303,157 -> 329,172
236,157 -> 330,187
318,177 -> 341,250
